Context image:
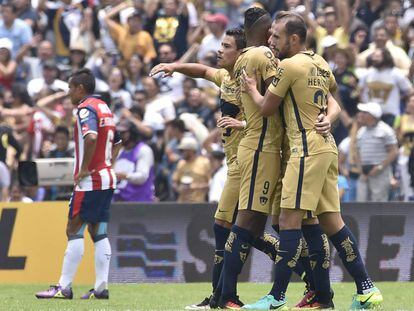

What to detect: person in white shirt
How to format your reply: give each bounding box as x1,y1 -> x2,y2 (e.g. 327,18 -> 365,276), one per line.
26,60 -> 68,99
208,149 -> 227,203
142,76 -> 176,131
197,13 -> 228,61
154,43 -> 185,100
358,47 -> 412,125
108,67 -> 132,119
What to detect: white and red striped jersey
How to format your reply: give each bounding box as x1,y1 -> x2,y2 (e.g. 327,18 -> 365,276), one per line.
74,95 -> 121,191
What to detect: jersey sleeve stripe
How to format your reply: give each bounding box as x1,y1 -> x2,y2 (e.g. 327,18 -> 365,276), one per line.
288,88 -> 309,157
82,130 -> 98,138
295,157 -> 305,209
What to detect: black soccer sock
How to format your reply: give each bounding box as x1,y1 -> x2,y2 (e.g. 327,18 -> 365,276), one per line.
297,238 -> 315,291
329,225 -> 374,294
269,229 -> 303,301
213,223 -> 230,291
272,224 -> 310,286
251,231 -> 279,261
302,224 -> 331,302
221,225 -> 253,301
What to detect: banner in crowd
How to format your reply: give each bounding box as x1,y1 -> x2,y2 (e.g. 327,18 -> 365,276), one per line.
1,202 -> 414,283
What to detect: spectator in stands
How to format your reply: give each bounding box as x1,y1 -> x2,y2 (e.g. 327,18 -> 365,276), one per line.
356,0 -> 386,29
356,26 -> 411,74
177,88 -> 215,129
208,148 -> 227,203
27,60 -> 68,99
173,136 -> 211,203
356,102 -> 399,202
338,121 -> 361,202
145,0 -> 191,57
349,24 -> 370,54
197,13 -> 228,61
383,11 -> 403,48
104,1 -> 156,65
176,77 -> 197,112
45,125 -> 73,200
306,2 -> 351,54
14,0 -> 37,28
0,118 -> 22,165
332,47 -> 359,143
395,93 -> 414,201
155,43 -> 185,100
0,38 -> 17,90
24,40 -> 54,80
358,47 -> 412,126
8,183 -> 33,203
108,67 -> 132,118
338,174 -> 349,202
38,0 -> 83,60
125,54 -> 145,95
0,2 -> 32,59
142,76 -> 176,131
114,120 -> 155,202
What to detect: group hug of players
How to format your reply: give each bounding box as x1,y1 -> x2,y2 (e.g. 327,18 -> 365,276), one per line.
151,7 -> 383,311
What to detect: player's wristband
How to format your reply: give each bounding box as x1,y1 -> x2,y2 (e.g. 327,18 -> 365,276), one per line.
241,121 -> 247,128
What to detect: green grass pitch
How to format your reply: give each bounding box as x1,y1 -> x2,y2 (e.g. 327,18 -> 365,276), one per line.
1,282 -> 413,310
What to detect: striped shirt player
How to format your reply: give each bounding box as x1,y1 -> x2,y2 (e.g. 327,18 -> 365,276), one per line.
70,95 -> 121,222
36,69 -> 122,300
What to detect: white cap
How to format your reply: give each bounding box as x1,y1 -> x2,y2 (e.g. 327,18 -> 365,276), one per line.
178,136 -> 199,151
0,38 -> 13,52
357,102 -> 382,119
321,35 -> 338,49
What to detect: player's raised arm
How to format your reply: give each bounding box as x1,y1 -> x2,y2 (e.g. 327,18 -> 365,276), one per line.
149,62 -> 218,81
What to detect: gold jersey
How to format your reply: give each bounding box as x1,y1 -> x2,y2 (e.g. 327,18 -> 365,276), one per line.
212,69 -> 245,165
268,51 -> 338,158
234,46 -> 282,153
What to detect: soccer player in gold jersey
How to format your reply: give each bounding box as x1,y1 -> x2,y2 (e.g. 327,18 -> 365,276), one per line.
151,28 -> 301,310
243,11 -> 383,310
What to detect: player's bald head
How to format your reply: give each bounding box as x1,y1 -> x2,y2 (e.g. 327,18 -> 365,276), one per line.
244,7 -> 272,40
274,11 -> 307,44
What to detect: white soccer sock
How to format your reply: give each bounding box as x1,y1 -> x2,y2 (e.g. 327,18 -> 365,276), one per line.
58,238 -> 84,289
94,238 -> 111,292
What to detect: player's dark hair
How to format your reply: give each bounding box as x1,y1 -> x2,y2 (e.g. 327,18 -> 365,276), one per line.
56,126 -> 70,138
244,7 -> 271,30
379,47 -> 395,68
70,68 -> 96,94
225,28 -> 246,50
274,11 -> 307,44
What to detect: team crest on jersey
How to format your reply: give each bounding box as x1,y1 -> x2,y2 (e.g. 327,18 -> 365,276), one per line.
79,109 -> 90,119
259,196 -> 268,205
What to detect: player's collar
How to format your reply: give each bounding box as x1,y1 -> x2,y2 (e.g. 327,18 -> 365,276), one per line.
241,46 -> 256,54
300,50 -> 315,56
78,94 -> 102,104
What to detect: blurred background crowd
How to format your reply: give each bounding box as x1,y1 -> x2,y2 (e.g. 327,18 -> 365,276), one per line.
1,0 -> 414,203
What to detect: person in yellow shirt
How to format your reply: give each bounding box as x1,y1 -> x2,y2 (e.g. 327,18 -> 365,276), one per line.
104,2 -> 156,65
305,2 -> 351,54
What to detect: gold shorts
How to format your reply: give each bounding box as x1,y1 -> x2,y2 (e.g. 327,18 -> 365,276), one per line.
281,152 -> 340,215
214,159 -> 240,223
237,145 -> 280,215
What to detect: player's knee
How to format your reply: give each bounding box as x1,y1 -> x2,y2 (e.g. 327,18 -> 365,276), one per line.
91,222 -> 108,243
66,222 -> 86,241
278,209 -> 303,230
214,219 -> 232,229
318,212 -> 344,236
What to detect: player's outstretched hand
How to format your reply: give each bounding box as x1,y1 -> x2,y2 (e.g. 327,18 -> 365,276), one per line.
149,63 -> 176,78
315,114 -> 331,136
217,116 -> 245,130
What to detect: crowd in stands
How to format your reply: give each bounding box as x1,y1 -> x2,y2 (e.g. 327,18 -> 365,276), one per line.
1,0 -> 414,203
